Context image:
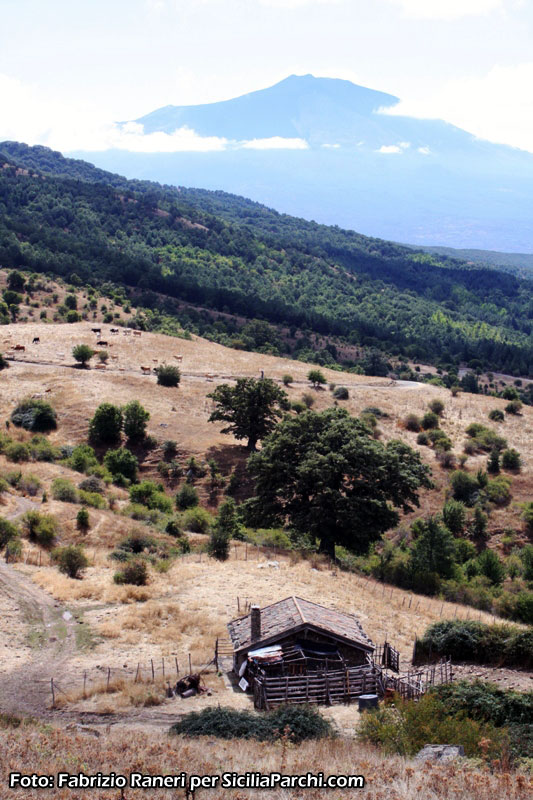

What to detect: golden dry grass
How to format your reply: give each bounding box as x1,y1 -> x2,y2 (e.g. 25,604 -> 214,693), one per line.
0,725 -> 531,800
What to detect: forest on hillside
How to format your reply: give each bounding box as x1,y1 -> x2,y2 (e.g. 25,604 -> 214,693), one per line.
2,141 -> 533,375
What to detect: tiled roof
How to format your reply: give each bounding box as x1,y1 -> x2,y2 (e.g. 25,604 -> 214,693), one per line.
227,596 -> 373,653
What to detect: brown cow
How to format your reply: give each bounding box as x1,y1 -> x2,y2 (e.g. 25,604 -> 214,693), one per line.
13,344 -> 25,351
140,366 -> 151,374
96,341 -> 108,347
133,330 -> 142,337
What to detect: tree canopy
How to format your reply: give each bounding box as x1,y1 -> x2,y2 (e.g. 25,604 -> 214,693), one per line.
208,377 -> 288,450
243,407 -> 432,556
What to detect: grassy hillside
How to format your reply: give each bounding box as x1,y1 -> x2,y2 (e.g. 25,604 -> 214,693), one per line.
2,141 -> 533,376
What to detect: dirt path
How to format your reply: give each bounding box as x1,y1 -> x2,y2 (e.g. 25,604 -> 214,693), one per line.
0,497 -> 77,716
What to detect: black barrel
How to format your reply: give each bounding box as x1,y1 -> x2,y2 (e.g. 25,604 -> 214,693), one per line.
358,693 -> 378,712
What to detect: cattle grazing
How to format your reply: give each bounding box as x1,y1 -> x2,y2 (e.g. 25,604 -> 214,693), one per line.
174,355 -> 183,362
110,328 -> 119,334
140,366 -> 151,374
32,337 -> 40,344
123,330 -> 131,336
95,364 -> 106,370
133,330 -> 142,337
13,344 -> 25,351
96,341 -> 108,347
110,355 -> 119,361
91,328 -> 101,334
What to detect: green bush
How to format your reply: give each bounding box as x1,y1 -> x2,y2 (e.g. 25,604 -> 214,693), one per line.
488,409 -> 504,422
5,442 -> 30,463
18,473 -> 41,497
170,705 -> 332,743
104,447 -> 138,483
118,533 -> 157,554
5,538 -> 22,562
123,400 -> 150,441
51,478 -> 78,503
476,548 -> 505,585
449,470 -> 479,505
182,506 -> 213,533
421,411 -> 439,430
89,402 -> 123,444
442,500 -> 466,535
78,475 -> 105,494
53,545 -> 88,579
282,374 -> 293,386
69,444 -> 99,473
333,386 -> 349,400
76,507 -> 90,531
307,369 -> 326,388
28,435 -> 60,462
176,483 -> 199,510
416,619 -> 533,668
113,560 -> 148,586
157,365 -> 181,387
22,511 -> 58,548
404,414 -> 421,432
11,399 -> 57,432
72,343 -> 94,366
428,399 -> 445,416
434,681 -> 533,728
501,448 -> 521,471
78,490 -> 106,509
129,481 -> 172,512
208,527 -> 230,560
357,692 -> 504,760
505,400 -> 523,415
485,475 -> 512,506
0,517 -> 19,548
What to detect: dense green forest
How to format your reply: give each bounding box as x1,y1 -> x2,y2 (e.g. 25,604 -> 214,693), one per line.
2,141 -> 533,375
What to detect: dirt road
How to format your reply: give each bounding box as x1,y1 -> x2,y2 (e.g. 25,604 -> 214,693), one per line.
0,497 -> 77,716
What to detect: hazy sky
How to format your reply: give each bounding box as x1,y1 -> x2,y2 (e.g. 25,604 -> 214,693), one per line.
1,0 -> 533,152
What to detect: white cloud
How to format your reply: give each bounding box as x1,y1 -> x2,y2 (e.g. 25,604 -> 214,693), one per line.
386,0 -> 506,20
382,62 -> 533,153
321,143 -> 341,148
377,145 -> 402,154
239,136 -> 309,149
259,0 -> 341,7
418,146 -> 431,154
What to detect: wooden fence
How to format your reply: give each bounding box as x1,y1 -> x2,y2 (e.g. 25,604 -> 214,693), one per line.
254,664 -> 383,710
385,658 -> 452,701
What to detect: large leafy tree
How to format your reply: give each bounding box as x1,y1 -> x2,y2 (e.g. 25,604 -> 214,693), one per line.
208,378 -> 288,451
244,407 -> 432,557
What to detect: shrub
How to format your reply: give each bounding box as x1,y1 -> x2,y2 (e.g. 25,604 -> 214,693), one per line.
485,475 -> 512,506
78,490 -> 106,509
434,680 -> 533,728
415,619 -> 533,668
118,533 -> 157,554
176,483 -> 199,510
450,470 -> 479,505
53,545 -> 88,579
332,386 -> 349,400
22,511 -> 58,548
489,409 -> 504,422
282,374 -> 293,386
78,475 -> 105,494
421,411 -> 439,430
69,444 -> 99,473
182,506 -> 213,533
477,548 -> 506,585
129,481 -> 172,513
436,451 -> 456,469
170,705 -> 332,743
11,399 -> 57,432
442,500 -> 466,535
501,448 -> 521,471
157,365 -> 181,387
76,507 -> 90,531
363,406 -> 389,418
72,344 -> 94,366
5,538 -> 22,562
162,440 -> 178,459
404,414 -> 421,432
5,442 -> 30,463
416,431 -> 429,445
208,528 -> 230,560
505,400 -> 523,415
123,400 -> 150,441
18,473 -> 41,497
428,429 -> 452,451
357,692 -> 504,760
66,310 -> 80,323
428,399 -> 444,416
301,392 -> 314,408
104,448 -> 138,483
113,560 -> 148,586
0,517 -> 19,548
89,403 -> 123,444
307,369 -> 326,388
51,478 -> 78,503
291,401 -> 306,414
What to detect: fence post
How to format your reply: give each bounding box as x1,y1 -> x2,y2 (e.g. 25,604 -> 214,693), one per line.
162,657 -> 165,678
83,671 -> 87,697
107,668 -> 111,691
188,653 -> 192,674
215,639 -> 218,671
151,659 -> 155,682
51,678 -> 55,707
175,657 -> 179,676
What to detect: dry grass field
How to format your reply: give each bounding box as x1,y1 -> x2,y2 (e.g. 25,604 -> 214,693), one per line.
0,315 -> 532,797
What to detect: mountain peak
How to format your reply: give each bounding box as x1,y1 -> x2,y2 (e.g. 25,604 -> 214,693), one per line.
134,74 -> 399,141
